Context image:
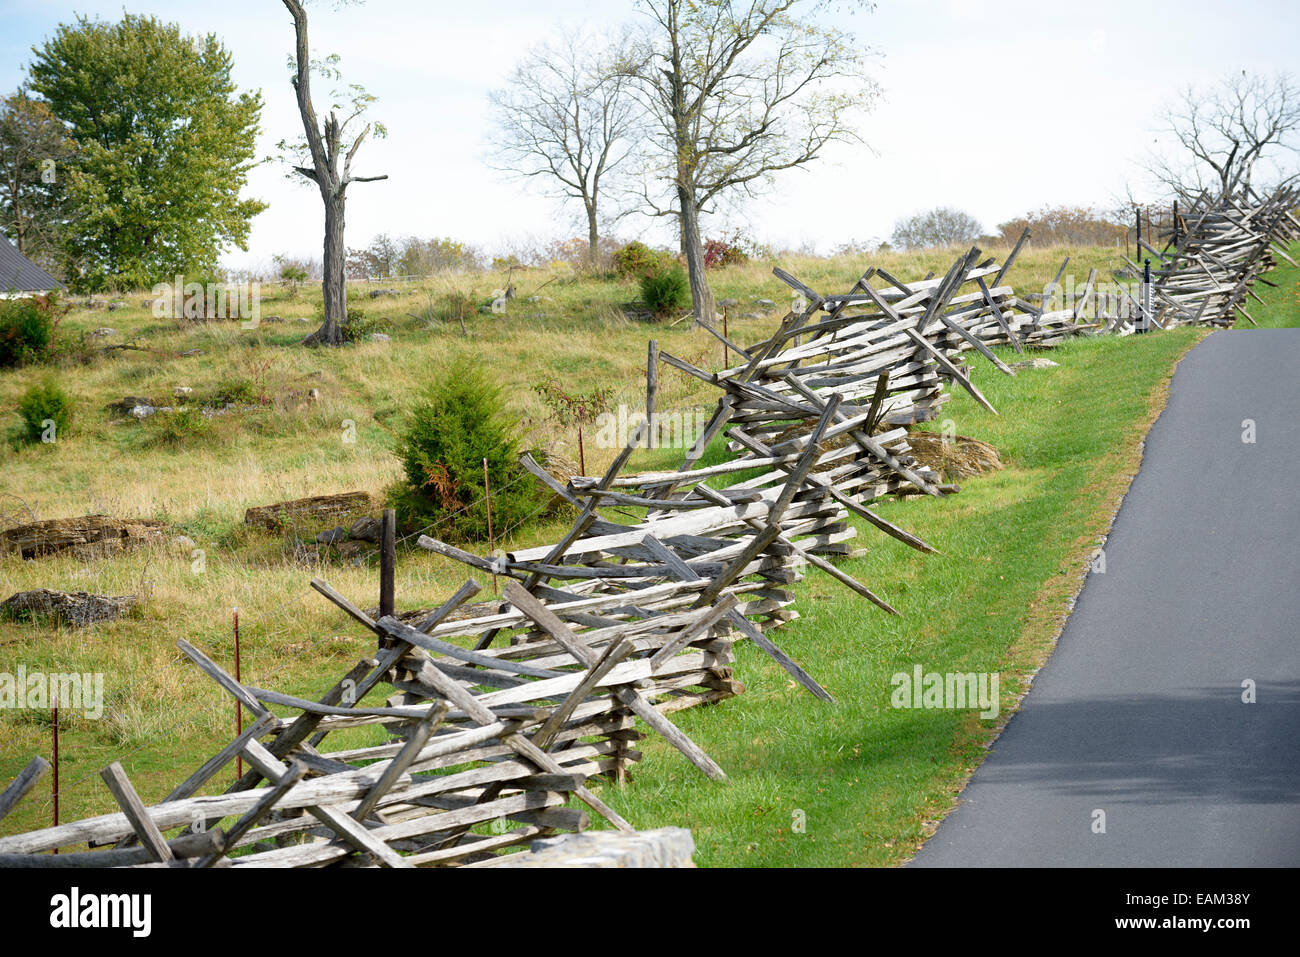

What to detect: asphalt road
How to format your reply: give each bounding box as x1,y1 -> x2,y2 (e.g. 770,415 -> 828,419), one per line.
911,329 -> 1300,867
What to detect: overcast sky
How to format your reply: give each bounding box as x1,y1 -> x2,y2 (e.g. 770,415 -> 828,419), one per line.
2,0 -> 1297,270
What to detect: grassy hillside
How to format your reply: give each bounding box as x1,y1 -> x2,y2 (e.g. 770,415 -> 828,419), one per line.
2,240 -> 1287,853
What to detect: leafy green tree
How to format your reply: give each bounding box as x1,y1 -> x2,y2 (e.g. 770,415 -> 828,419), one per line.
0,87 -> 72,273
27,14 -> 266,291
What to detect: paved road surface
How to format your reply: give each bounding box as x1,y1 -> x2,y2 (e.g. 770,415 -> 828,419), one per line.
912,329 -> 1300,867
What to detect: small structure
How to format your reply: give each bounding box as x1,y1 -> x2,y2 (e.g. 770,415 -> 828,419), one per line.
0,237 -> 62,298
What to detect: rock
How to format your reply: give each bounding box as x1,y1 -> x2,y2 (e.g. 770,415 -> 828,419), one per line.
368,332 -> 391,342
336,540 -> 374,565
172,535 -> 197,552
296,317 -> 313,323
493,827 -> 696,868
107,301 -> 126,311
719,298 -> 739,307
1008,357 -> 1060,371
173,386 -> 193,397
107,396 -> 154,414
741,312 -> 763,319
755,298 -> 776,308
262,315 -> 284,323
348,516 -> 381,542
369,288 -> 400,298
245,492 -> 373,533
1,589 -> 139,627
316,526 -> 348,544
129,405 -> 157,419
0,515 -> 168,560
89,328 -> 117,338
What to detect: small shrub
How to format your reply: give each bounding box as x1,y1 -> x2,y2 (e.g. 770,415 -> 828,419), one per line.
212,376 -> 258,406
612,241 -> 674,279
0,296 -> 59,367
703,235 -> 750,269
342,309 -> 390,343
17,379 -> 73,443
144,407 -> 211,447
640,265 -> 691,316
389,359 -> 548,542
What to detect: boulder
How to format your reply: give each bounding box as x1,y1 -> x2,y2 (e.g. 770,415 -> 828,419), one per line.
244,492 -> 373,532
0,516 -> 167,560
348,516 -> 382,542
1,589 -> 139,627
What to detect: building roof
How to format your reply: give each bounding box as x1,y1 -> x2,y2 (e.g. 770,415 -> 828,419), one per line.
0,236 -> 62,292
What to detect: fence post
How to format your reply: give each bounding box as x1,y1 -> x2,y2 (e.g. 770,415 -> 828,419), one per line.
233,607 -> 242,781
647,339 -> 659,449
380,508 -> 396,619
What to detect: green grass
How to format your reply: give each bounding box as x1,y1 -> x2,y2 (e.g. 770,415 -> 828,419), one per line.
589,245 -> 1300,865
1,242 -> 1294,854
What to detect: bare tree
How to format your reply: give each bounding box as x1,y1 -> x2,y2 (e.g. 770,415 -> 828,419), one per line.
281,0 -> 388,346
626,0 -> 878,323
1147,71 -> 1300,202
488,29 -> 640,268
890,207 -> 983,250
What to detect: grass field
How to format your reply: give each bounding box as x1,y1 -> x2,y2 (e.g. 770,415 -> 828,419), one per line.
1,240 -> 1294,857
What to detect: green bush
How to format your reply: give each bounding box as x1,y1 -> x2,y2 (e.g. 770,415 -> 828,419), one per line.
0,296 -> 58,367
389,360 -> 548,542
341,309 -> 390,343
640,265 -> 691,316
612,241 -> 674,280
143,407 -> 211,448
17,379 -> 73,443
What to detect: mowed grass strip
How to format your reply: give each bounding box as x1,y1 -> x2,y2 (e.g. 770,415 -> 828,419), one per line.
595,247 -> 1299,866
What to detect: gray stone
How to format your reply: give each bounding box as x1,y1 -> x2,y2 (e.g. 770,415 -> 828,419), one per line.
1008,357 -> 1060,371
316,526 -> 348,544
719,298 -> 739,307
1,589 -> 139,628
348,516 -> 381,543
755,298 -> 776,308
493,827 -> 695,868
368,332 -> 391,342
129,405 -> 157,419
89,327 -> 118,338
369,288 -> 400,298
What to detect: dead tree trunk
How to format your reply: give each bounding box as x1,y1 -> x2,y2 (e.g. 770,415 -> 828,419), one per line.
282,0 -> 387,348
677,184 -> 714,324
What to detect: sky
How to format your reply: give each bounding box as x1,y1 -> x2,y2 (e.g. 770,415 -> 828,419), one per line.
2,0 -> 1298,271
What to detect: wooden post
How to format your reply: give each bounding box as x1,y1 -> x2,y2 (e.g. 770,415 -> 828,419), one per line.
577,427 -> 586,476
233,607 -> 242,781
646,339 -> 658,449
379,508 -> 395,619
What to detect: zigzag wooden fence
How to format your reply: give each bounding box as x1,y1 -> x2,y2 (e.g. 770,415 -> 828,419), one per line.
1,188 -> 1293,867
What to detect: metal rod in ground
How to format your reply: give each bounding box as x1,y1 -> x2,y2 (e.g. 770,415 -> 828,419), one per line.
380,508 -> 395,618
483,457 -> 497,593
51,703 -> 58,852
233,607 -> 242,781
